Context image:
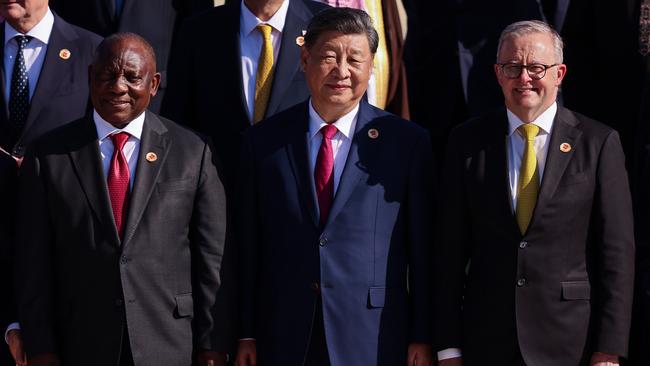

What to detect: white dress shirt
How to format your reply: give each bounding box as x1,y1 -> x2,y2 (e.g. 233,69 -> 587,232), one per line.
436,102 -> 558,361
308,100 -> 359,194
239,0 -> 288,122
3,8 -> 54,100
94,109 -> 144,190
507,102 -> 557,209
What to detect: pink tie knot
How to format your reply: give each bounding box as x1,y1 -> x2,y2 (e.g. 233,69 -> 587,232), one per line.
110,132 -> 130,151
320,124 -> 338,140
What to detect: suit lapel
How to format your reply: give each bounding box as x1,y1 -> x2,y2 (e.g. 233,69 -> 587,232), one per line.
0,24 -> 7,120
225,2 -> 250,128
121,111 -> 171,246
531,107 -> 581,224
286,102 -> 319,226
324,102 -> 375,228
554,0 -> 571,33
67,116 -> 121,246
22,15 -> 77,140
265,0 -> 308,117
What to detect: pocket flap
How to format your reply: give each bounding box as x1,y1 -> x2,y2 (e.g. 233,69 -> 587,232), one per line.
174,293 -> 194,318
368,287 -> 385,308
561,281 -> 591,300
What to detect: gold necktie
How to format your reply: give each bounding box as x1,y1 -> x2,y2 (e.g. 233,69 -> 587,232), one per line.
516,123 -> 540,234
253,24 -> 274,123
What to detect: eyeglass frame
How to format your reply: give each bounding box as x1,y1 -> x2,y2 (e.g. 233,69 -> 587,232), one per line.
496,63 -> 560,80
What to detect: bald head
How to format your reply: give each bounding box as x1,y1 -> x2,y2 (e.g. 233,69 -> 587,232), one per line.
89,32 -> 160,128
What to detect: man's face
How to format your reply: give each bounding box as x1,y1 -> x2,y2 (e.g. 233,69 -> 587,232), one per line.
300,31 -> 373,122
494,32 -> 567,122
0,0 -> 48,27
89,39 -> 160,128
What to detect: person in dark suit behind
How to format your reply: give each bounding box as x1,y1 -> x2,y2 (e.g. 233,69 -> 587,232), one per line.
14,33 -> 226,366
236,7 -> 434,366
0,1 -> 101,364
436,20 -> 634,366
0,150 -> 18,366
48,0 -> 214,113
162,0 -> 328,360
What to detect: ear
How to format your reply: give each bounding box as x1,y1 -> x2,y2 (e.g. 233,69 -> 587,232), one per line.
300,46 -> 309,72
555,63 -> 567,85
149,72 -> 161,97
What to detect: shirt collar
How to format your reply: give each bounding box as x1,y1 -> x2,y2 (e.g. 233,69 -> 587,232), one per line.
507,102 -> 557,137
4,7 -> 54,46
240,0 -> 289,36
308,99 -> 359,140
93,109 -> 145,142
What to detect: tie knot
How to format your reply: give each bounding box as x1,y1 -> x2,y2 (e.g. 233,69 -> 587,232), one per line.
15,35 -> 31,49
518,123 -> 540,141
256,24 -> 273,40
110,132 -> 130,150
320,124 -> 338,140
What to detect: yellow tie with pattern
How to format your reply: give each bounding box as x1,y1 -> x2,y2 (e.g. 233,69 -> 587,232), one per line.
516,123 -> 540,234
253,24 -> 274,123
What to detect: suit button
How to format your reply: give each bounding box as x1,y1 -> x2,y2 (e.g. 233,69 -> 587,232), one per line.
319,237 -> 328,247
120,256 -> 128,264
519,241 -> 528,249
517,278 -> 527,287
114,299 -> 123,307
310,281 -> 320,294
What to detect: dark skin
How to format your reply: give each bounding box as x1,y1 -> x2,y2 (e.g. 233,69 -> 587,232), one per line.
22,37 -> 225,366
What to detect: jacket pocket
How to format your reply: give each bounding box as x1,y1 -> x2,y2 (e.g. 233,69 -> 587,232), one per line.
157,178 -> 193,192
174,293 -> 194,318
368,287 -> 385,308
561,281 -> 591,300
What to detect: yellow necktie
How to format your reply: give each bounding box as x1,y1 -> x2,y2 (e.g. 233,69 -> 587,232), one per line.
516,123 -> 540,234
253,24 -> 274,123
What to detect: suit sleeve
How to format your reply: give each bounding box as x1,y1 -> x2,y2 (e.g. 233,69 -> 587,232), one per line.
190,141 -> 227,350
592,130 -> 635,356
406,130 -> 435,343
14,151 -> 57,356
433,127 -> 470,351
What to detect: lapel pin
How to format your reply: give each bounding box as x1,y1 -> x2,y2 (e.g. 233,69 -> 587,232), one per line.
145,152 -> 157,162
59,48 -> 71,60
560,142 -> 571,153
368,128 -> 379,139
296,36 -> 305,46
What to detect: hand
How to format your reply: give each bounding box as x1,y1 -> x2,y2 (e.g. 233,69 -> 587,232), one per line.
197,350 -> 227,366
438,356 -> 462,366
589,352 -> 619,366
27,353 -> 60,366
407,343 -> 433,366
7,330 -> 26,366
235,340 -> 257,366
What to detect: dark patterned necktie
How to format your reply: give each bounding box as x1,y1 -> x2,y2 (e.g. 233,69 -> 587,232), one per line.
9,35 -> 32,138
641,0 -> 650,55
107,132 -> 131,239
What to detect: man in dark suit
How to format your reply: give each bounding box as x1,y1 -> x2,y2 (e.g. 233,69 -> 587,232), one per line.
236,8 -> 433,366
14,33 -> 226,366
162,0 -> 328,360
436,20 -> 634,366
48,0 -> 214,113
0,1 -> 100,364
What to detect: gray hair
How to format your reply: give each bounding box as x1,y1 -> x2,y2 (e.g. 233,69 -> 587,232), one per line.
304,7 -> 379,54
496,20 -> 564,63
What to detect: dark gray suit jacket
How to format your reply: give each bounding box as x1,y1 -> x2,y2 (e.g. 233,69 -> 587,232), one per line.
436,106 -> 635,365
15,111 -> 226,366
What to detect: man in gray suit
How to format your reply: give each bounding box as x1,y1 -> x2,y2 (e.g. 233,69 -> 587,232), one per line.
14,33 -> 226,366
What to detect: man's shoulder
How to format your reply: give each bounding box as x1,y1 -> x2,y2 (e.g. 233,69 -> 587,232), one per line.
148,111 -> 211,147
52,13 -> 103,49
556,106 -> 616,138
301,0 -> 331,16
181,2 -> 237,33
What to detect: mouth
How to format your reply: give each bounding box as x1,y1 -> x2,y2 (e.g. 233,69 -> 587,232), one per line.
514,87 -> 538,95
326,84 -> 350,91
105,99 -> 130,107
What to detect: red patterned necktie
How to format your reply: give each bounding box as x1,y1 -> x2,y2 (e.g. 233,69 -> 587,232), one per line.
107,132 -> 130,239
314,124 -> 338,226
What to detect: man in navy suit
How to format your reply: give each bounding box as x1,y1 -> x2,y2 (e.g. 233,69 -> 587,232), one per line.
236,7 -> 434,366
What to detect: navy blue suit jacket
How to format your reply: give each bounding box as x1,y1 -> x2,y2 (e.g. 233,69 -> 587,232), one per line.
238,100 -> 435,365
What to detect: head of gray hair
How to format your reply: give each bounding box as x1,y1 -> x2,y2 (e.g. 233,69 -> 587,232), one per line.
496,20 -> 564,63
304,7 -> 379,54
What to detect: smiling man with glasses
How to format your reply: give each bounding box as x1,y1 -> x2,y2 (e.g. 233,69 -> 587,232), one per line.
436,20 -> 634,366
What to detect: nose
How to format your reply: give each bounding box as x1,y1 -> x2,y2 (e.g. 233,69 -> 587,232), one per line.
109,76 -> 128,94
518,66 -> 533,82
332,60 -> 351,79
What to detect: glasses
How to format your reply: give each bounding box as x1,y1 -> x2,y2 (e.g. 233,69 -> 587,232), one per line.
497,63 -> 559,80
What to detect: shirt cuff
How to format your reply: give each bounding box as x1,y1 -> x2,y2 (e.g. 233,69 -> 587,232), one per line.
437,348 -> 462,360
4,322 -> 20,344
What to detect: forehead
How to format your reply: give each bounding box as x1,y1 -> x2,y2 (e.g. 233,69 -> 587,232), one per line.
96,41 -> 152,69
311,31 -> 370,53
498,32 -> 555,61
